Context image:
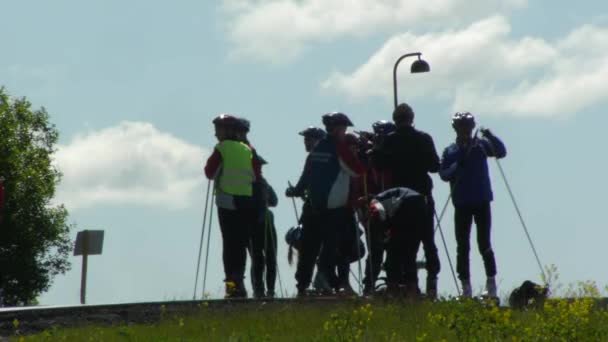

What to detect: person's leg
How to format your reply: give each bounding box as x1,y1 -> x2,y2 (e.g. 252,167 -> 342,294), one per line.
264,211 -> 278,297
363,220 -> 385,293
217,206 -> 248,297
295,203 -> 323,292
336,209 -> 356,292
248,210 -> 266,297
420,196 -> 440,295
455,205 -> 474,297
401,199 -> 426,298
384,230 -> 403,289
474,202 -> 497,297
217,207 -> 234,281
317,209 -> 340,293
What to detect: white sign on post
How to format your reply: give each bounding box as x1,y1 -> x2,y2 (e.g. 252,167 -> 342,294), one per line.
74,230 -> 104,304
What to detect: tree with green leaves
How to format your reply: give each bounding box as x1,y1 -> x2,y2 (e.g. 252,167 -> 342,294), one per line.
0,87 -> 73,305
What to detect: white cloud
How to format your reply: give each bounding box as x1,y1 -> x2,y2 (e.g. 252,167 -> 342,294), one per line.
54,122 -> 208,210
322,16 -> 608,118
223,0 -> 527,63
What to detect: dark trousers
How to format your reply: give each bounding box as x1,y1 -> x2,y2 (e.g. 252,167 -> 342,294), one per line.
217,198 -> 256,283
249,210 -> 278,294
335,210 -> 358,289
417,196 -> 440,279
295,205 -> 351,290
363,220 -> 386,290
385,197 -> 426,285
295,203 -> 322,290
454,202 -> 496,280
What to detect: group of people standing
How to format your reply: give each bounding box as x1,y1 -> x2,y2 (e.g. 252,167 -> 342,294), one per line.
204,102 -> 506,300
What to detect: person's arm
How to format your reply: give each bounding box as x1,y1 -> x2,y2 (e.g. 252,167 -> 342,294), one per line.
265,180 -> 279,207
422,133 -> 440,173
370,137 -> 391,171
246,145 -> 264,180
439,147 -> 459,182
204,148 -> 222,179
336,141 -> 366,177
481,131 -> 507,159
287,155 -> 311,198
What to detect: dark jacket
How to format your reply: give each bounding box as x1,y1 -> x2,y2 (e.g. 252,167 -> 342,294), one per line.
439,134 -> 506,206
372,126 -> 440,196
372,187 -> 424,221
294,135 -> 365,210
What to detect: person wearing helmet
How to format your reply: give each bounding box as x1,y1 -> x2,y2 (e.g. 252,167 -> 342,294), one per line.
285,126 -> 328,295
372,120 -> 396,143
439,112 -> 506,299
204,114 -> 262,299
287,112 -> 365,296
232,117 -> 276,298
299,127 -> 326,152
372,103 -> 441,299
368,187 -> 427,298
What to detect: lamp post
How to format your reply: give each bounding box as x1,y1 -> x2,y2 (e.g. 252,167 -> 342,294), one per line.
393,52 -> 430,108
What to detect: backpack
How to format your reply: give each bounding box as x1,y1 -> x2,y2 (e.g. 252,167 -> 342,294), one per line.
509,280 -> 549,309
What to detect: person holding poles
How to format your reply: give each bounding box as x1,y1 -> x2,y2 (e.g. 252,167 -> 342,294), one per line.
285,126 -> 330,294
372,103 -> 441,299
287,113 -> 365,296
204,114 -> 261,299
439,112 -> 507,298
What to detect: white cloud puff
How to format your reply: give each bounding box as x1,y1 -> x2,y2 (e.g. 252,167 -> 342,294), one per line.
223,0 -> 527,63
322,16 -> 608,117
54,122 -> 208,209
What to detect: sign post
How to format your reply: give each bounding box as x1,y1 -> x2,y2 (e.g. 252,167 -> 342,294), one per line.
74,230 -> 104,305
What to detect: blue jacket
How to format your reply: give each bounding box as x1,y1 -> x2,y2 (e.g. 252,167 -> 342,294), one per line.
295,135 -> 364,210
439,134 -> 507,206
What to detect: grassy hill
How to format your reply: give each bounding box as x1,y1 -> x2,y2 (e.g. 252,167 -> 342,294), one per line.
12,293 -> 608,341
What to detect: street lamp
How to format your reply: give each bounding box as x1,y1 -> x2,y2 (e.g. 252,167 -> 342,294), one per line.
393,52 -> 430,108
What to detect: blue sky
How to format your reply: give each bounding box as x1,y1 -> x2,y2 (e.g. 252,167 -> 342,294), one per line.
1,0 -> 607,304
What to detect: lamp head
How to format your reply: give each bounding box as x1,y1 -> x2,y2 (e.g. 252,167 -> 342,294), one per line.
411,58 -> 430,73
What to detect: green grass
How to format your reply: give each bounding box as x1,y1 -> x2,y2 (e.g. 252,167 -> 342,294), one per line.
11,295 -> 608,342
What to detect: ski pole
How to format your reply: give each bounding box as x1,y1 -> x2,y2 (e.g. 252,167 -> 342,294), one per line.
353,213 -> 363,295
481,128 -> 546,281
362,173 -> 374,294
193,180 -> 212,300
287,181 -> 300,221
201,188 -> 216,298
265,210 -> 285,298
433,210 -> 461,295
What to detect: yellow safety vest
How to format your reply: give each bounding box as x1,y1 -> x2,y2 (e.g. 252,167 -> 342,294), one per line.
216,140 -> 255,196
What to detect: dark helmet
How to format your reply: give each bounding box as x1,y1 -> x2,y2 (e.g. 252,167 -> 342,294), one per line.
372,120 -> 396,136
322,112 -> 353,127
452,112 -> 476,129
285,225 -> 304,250
212,114 -> 239,127
235,117 -> 251,133
298,127 -> 326,140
